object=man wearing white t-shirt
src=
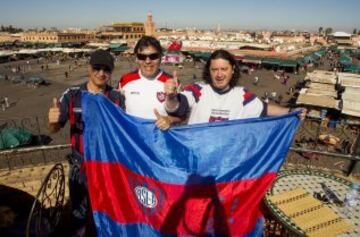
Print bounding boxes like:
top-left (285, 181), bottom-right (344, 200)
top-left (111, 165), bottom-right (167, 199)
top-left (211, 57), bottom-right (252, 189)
top-left (164, 50), bottom-right (306, 125)
top-left (118, 36), bottom-right (181, 129)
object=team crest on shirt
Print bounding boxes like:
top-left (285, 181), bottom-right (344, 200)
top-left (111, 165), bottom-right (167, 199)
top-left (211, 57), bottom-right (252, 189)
top-left (129, 176), bottom-right (165, 215)
top-left (157, 92), bottom-right (166, 102)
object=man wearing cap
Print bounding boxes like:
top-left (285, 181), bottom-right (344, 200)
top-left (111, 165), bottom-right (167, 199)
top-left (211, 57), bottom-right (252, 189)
top-left (48, 49), bottom-right (125, 235)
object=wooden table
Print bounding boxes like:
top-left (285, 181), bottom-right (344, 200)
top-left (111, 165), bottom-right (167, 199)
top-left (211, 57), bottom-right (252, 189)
top-left (264, 170), bottom-right (360, 237)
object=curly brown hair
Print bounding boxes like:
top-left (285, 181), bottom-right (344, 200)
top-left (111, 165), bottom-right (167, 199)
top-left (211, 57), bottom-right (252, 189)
top-left (202, 49), bottom-right (241, 88)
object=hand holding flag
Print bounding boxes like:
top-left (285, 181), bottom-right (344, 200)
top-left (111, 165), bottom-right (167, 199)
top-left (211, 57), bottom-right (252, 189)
top-left (154, 108), bottom-right (171, 131)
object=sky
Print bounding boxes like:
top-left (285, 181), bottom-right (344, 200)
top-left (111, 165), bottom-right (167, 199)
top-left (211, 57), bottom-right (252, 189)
top-left (0, 0), bottom-right (359, 32)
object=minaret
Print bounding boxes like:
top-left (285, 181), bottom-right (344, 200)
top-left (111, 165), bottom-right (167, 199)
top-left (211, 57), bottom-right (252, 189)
top-left (216, 23), bottom-right (221, 34)
top-left (145, 12), bottom-right (156, 37)
top-left (215, 23), bottom-right (222, 39)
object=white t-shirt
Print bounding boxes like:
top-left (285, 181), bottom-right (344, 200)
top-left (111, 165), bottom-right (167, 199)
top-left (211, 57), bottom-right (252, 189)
top-left (181, 83), bottom-right (265, 125)
top-left (118, 69), bottom-right (171, 119)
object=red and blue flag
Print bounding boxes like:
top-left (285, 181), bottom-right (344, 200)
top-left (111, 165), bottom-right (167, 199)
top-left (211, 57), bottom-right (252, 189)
top-left (82, 92), bottom-right (300, 237)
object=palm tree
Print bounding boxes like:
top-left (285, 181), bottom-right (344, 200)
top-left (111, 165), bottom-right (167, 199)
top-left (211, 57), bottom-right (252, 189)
top-left (325, 27), bottom-right (333, 36)
top-left (318, 27), bottom-right (323, 35)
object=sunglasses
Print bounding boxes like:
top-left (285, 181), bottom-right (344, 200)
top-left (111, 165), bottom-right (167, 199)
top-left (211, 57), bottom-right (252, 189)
top-left (313, 192), bottom-right (330, 204)
top-left (92, 65), bottom-right (112, 74)
top-left (313, 192), bottom-right (344, 206)
top-left (136, 53), bottom-right (160, 61)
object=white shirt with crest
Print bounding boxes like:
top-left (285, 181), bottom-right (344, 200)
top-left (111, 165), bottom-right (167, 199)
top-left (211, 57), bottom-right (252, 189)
top-left (119, 69), bottom-right (171, 119)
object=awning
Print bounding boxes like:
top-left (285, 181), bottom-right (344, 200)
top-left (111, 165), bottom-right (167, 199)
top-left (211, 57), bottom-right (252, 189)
top-left (241, 55), bottom-right (262, 64)
top-left (278, 59), bottom-right (298, 68)
top-left (234, 55), bottom-right (244, 61)
top-left (241, 59), bottom-right (262, 64)
top-left (296, 58), bottom-right (306, 66)
top-left (303, 55), bottom-right (314, 63)
top-left (314, 52), bottom-right (322, 57)
top-left (343, 65), bottom-right (360, 73)
top-left (262, 58), bottom-right (280, 65)
top-left (165, 50), bottom-right (181, 55)
top-left (0, 128), bottom-right (33, 150)
top-left (191, 52), bottom-right (211, 61)
top-left (108, 43), bottom-right (122, 49)
top-left (311, 53), bottom-right (321, 60)
top-left (296, 93), bottom-right (340, 109)
top-left (338, 55), bottom-right (352, 66)
top-left (112, 46), bottom-right (129, 52)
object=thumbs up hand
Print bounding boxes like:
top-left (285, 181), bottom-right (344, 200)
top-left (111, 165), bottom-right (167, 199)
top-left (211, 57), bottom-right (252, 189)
top-left (48, 97), bottom-right (61, 124)
top-left (51, 97), bottom-right (59, 108)
top-left (164, 71), bottom-right (181, 99)
top-left (154, 109), bottom-right (171, 131)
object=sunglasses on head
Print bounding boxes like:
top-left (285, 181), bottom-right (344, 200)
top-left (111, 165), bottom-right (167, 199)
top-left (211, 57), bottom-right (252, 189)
top-left (92, 65), bottom-right (112, 74)
top-left (136, 53), bottom-right (160, 61)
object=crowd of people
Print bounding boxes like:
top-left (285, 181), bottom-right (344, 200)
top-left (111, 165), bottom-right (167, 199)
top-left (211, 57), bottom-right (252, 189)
top-left (48, 36), bottom-right (306, 236)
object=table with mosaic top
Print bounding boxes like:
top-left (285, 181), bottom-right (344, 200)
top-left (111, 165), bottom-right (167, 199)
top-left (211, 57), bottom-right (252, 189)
top-left (264, 170), bottom-right (360, 237)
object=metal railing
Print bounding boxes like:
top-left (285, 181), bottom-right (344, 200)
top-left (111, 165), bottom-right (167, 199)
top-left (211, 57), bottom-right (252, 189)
top-left (1, 116), bottom-right (70, 170)
top-left (1, 116), bottom-right (359, 174)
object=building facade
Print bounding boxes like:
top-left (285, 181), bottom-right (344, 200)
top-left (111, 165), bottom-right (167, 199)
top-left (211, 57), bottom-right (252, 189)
top-left (329, 32), bottom-right (353, 46)
top-left (21, 31), bottom-right (95, 43)
top-left (0, 33), bottom-right (21, 43)
top-left (98, 22), bottom-right (145, 42)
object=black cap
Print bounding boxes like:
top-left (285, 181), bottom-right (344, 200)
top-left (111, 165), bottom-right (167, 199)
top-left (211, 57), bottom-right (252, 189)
top-left (90, 50), bottom-right (114, 72)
